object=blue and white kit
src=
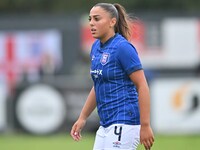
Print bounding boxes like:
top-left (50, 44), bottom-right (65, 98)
top-left (90, 33), bottom-right (143, 128)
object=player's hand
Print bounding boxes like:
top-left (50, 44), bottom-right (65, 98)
top-left (140, 124), bottom-right (154, 150)
top-left (70, 118), bottom-right (86, 141)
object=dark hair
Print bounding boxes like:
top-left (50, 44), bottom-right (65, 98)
top-left (94, 3), bottom-right (132, 41)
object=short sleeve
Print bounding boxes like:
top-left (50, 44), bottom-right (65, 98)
top-left (116, 42), bottom-right (142, 75)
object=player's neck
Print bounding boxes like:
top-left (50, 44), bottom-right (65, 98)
top-left (100, 32), bottom-right (116, 44)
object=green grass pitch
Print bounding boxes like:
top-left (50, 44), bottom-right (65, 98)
top-left (0, 133), bottom-right (200, 150)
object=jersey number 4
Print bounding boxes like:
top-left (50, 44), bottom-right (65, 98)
top-left (114, 126), bottom-right (122, 141)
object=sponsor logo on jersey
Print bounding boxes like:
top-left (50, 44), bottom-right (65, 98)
top-left (100, 53), bottom-right (110, 65)
top-left (90, 69), bottom-right (103, 78)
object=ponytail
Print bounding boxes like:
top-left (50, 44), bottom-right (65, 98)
top-left (113, 3), bottom-right (132, 41)
top-left (94, 3), bottom-right (133, 41)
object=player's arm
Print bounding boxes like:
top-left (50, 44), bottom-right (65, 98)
top-left (129, 70), bottom-right (154, 150)
top-left (77, 86), bottom-right (96, 121)
top-left (70, 86), bottom-right (96, 141)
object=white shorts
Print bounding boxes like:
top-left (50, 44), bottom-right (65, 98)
top-left (93, 124), bottom-right (140, 150)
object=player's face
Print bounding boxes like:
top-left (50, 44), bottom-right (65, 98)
top-left (89, 6), bottom-right (116, 43)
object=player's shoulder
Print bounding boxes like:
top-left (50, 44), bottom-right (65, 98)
top-left (90, 39), bottom-right (100, 55)
top-left (117, 40), bottom-right (136, 53)
top-left (114, 36), bottom-right (138, 58)
top-left (114, 34), bottom-right (135, 49)
top-left (91, 39), bottom-right (100, 49)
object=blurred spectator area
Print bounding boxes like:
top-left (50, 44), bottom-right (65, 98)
top-left (0, 11), bottom-right (200, 134)
top-left (0, 12), bottom-right (199, 88)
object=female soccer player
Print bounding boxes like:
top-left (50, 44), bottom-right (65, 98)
top-left (71, 3), bottom-right (154, 150)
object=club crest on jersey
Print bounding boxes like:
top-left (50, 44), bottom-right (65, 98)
top-left (100, 53), bottom-right (110, 65)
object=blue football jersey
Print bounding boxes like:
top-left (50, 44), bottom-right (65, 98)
top-left (90, 33), bottom-right (142, 127)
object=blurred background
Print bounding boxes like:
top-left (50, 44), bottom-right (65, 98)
top-left (0, 0), bottom-right (200, 150)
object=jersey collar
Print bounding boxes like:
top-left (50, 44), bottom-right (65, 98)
top-left (100, 33), bottom-right (118, 49)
